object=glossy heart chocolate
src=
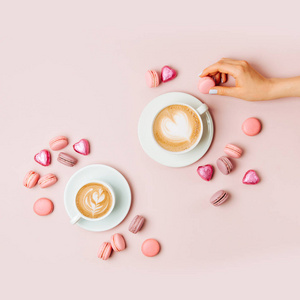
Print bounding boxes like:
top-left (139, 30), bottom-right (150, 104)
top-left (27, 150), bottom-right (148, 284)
top-left (161, 66), bottom-right (177, 82)
top-left (34, 149), bottom-right (51, 166)
top-left (242, 170), bottom-right (260, 184)
top-left (197, 164), bottom-right (213, 181)
top-left (73, 139), bottom-right (90, 155)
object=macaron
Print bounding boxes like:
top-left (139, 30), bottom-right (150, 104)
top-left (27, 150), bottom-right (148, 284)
top-left (97, 242), bottom-right (112, 260)
top-left (33, 198), bottom-right (54, 216)
top-left (210, 190), bottom-right (229, 206)
top-left (128, 215), bottom-right (145, 234)
top-left (141, 239), bottom-right (160, 257)
top-left (49, 136), bottom-right (68, 151)
top-left (57, 152), bottom-right (77, 167)
top-left (198, 76), bottom-right (215, 94)
top-left (38, 173), bottom-right (58, 188)
top-left (224, 144), bottom-right (243, 158)
top-left (111, 233), bottom-right (126, 252)
top-left (242, 117), bottom-right (262, 136)
top-left (23, 171), bottom-right (40, 189)
top-left (145, 70), bottom-right (160, 88)
top-left (217, 156), bottom-right (233, 175)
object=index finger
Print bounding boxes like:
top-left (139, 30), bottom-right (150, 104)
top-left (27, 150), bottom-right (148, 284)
top-left (200, 61), bottom-right (239, 79)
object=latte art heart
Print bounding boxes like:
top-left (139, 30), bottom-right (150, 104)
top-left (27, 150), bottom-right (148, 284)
top-left (153, 104), bottom-right (201, 152)
top-left (161, 111), bottom-right (192, 142)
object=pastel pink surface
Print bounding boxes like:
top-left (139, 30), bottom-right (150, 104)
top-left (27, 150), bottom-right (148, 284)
top-left (161, 66), bottom-right (177, 82)
top-left (216, 156), bottom-right (233, 175)
top-left (128, 215), bottom-right (145, 233)
top-left (198, 77), bottom-right (215, 94)
top-left (224, 144), bottom-right (243, 158)
top-left (97, 242), bottom-right (112, 260)
top-left (145, 70), bottom-right (159, 88)
top-left (49, 136), bottom-right (68, 151)
top-left (197, 164), bottom-right (214, 181)
top-left (111, 233), bottom-right (126, 252)
top-left (73, 139), bottom-right (90, 155)
top-left (2, 5), bottom-right (300, 299)
top-left (141, 239), bottom-right (160, 257)
top-left (33, 198), bottom-right (54, 216)
top-left (242, 117), bottom-right (262, 136)
top-left (38, 173), bottom-right (58, 188)
top-left (243, 170), bottom-right (260, 184)
top-left (23, 171), bottom-right (40, 188)
top-left (34, 149), bottom-right (51, 166)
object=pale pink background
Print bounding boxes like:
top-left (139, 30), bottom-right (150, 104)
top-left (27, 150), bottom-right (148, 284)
top-left (1, 1), bottom-right (300, 299)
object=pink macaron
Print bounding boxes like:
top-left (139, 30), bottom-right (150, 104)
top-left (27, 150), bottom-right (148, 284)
top-left (38, 173), bottom-right (58, 188)
top-left (23, 171), bottom-right (40, 189)
top-left (217, 156), bottom-right (233, 175)
top-left (198, 76), bottom-right (215, 94)
top-left (145, 70), bottom-right (160, 88)
top-left (97, 242), bottom-right (113, 260)
top-left (111, 233), bottom-right (126, 252)
top-left (49, 136), bottom-right (68, 151)
top-left (128, 215), bottom-right (145, 234)
top-left (57, 152), bottom-right (77, 167)
top-left (141, 239), bottom-right (160, 257)
top-left (33, 198), bottom-right (54, 216)
top-left (224, 144), bottom-right (243, 158)
top-left (242, 117), bottom-right (262, 136)
top-left (210, 190), bottom-right (229, 206)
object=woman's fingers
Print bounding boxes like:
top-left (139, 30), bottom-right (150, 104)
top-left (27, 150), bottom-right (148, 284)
top-left (221, 73), bottom-right (227, 83)
top-left (200, 60), bottom-right (241, 79)
top-left (214, 72), bottom-right (221, 85)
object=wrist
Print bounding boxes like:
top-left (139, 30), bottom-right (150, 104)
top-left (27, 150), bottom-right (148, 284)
top-left (268, 77), bottom-right (300, 99)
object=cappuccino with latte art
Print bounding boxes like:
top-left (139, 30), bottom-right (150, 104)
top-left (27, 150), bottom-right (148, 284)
top-left (153, 104), bottom-right (202, 152)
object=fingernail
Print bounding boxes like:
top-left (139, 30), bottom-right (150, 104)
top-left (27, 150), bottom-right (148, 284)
top-left (220, 78), bottom-right (223, 83)
top-left (209, 89), bottom-right (218, 95)
top-left (198, 71), bottom-right (202, 77)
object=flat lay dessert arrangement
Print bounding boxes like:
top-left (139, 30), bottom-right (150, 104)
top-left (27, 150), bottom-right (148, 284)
top-left (23, 65), bottom-right (262, 261)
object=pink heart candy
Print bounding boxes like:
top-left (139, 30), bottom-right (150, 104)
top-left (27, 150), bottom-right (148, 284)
top-left (161, 66), bottom-right (177, 82)
top-left (242, 170), bottom-right (260, 185)
top-left (197, 164), bottom-right (214, 181)
top-left (34, 149), bottom-right (51, 166)
top-left (73, 139), bottom-right (90, 155)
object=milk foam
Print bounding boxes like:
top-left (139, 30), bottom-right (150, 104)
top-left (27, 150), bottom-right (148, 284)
top-left (160, 111), bottom-right (192, 142)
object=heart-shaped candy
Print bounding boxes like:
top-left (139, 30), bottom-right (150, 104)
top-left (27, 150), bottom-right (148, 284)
top-left (34, 149), bottom-right (51, 166)
top-left (242, 170), bottom-right (260, 185)
top-left (161, 66), bottom-right (177, 82)
top-left (73, 139), bottom-right (90, 155)
top-left (197, 164), bottom-right (213, 181)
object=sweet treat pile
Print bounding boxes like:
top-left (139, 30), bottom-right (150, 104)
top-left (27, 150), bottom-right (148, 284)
top-left (145, 65), bottom-right (177, 88)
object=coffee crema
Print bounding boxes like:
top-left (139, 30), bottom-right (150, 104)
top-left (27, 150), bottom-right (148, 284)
top-left (153, 104), bottom-right (201, 152)
top-left (76, 182), bottom-right (113, 219)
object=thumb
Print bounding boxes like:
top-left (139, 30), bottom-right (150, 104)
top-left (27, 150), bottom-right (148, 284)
top-left (209, 86), bottom-right (241, 98)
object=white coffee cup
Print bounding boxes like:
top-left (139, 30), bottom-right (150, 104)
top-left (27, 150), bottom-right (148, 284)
top-left (152, 102), bottom-right (208, 154)
top-left (70, 180), bottom-right (115, 224)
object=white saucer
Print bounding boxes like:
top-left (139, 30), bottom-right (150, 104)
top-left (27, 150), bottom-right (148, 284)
top-left (64, 164), bottom-right (131, 232)
top-left (138, 92), bottom-right (214, 167)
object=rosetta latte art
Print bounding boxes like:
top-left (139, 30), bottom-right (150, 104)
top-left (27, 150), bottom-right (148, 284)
top-left (153, 104), bottom-right (201, 152)
top-left (76, 183), bottom-right (113, 218)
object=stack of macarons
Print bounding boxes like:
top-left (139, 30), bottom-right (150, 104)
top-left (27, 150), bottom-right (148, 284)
top-left (197, 117), bottom-right (262, 206)
top-left (98, 215), bottom-right (161, 260)
top-left (23, 135), bottom-right (90, 216)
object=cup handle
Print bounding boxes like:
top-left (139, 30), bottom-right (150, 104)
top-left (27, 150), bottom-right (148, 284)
top-left (70, 214), bottom-right (81, 225)
top-left (196, 103), bottom-right (208, 115)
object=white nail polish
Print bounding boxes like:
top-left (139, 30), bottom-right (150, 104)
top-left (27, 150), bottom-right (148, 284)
top-left (198, 71), bottom-right (202, 77)
top-left (209, 89), bottom-right (218, 95)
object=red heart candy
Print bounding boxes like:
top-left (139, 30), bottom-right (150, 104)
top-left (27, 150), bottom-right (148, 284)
top-left (242, 170), bottom-right (260, 185)
top-left (197, 164), bottom-right (213, 181)
top-left (161, 66), bottom-right (177, 82)
top-left (73, 139), bottom-right (90, 155)
top-left (34, 149), bottom-right (51, 166)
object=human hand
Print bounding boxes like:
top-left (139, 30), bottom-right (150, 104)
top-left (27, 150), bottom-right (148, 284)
top-left (200, 58), bottom-right (273, 101)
